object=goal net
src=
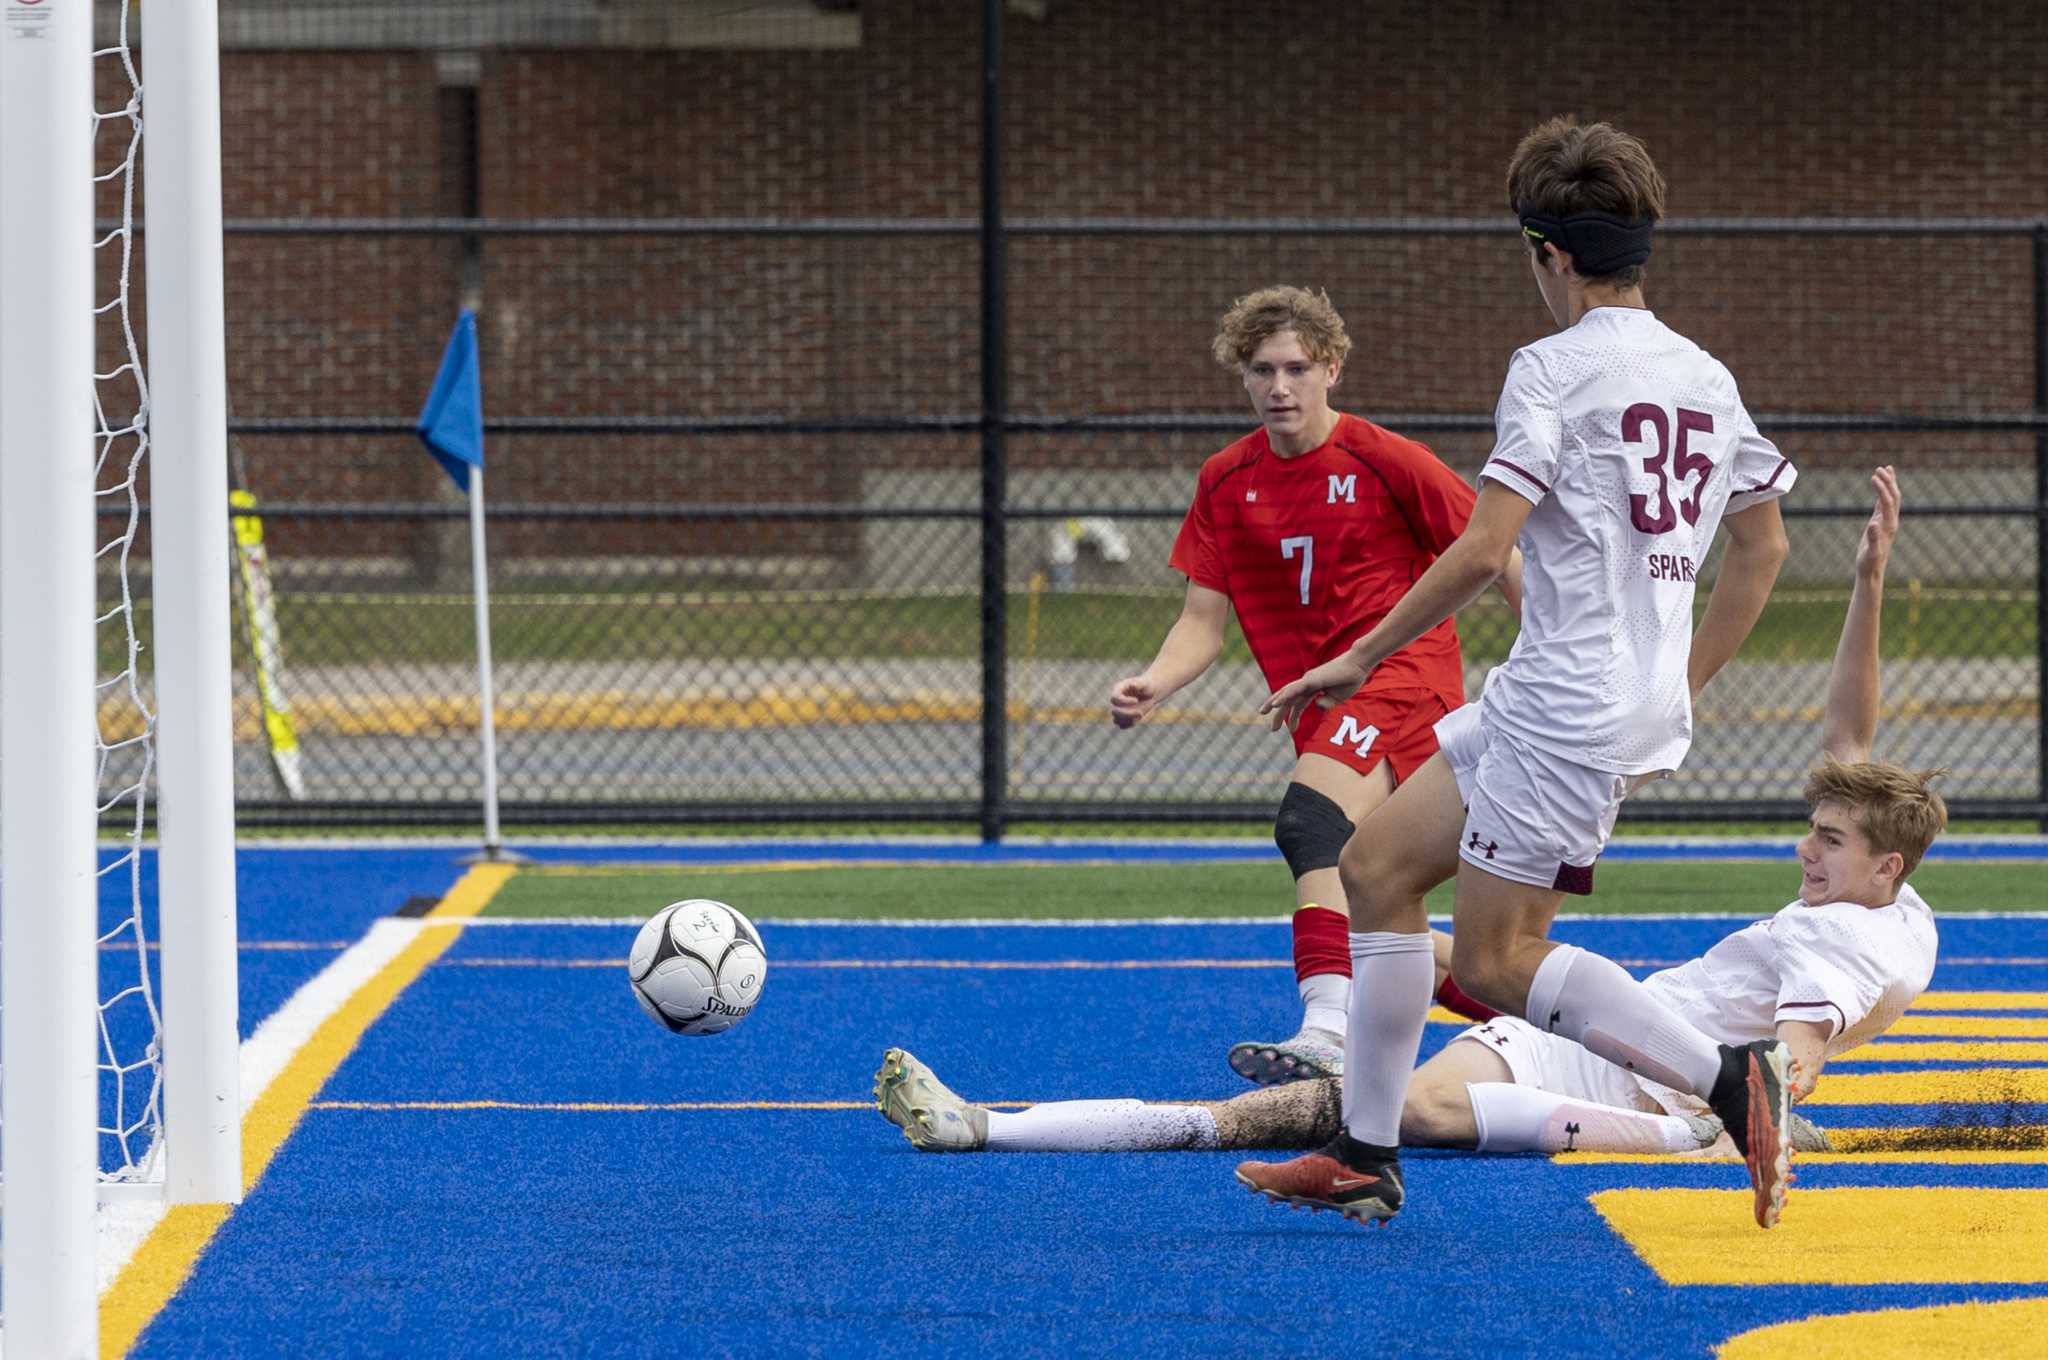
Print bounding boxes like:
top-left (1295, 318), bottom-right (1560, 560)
top-left (94, 0), bottom-right (164, 1194)
top-left (2, 4), bottom-right (241, 1354)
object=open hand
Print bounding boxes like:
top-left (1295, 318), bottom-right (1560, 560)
top-left (1258, 653), bottom-right (1372, 733)
top-left (1856, 465), bottom-right (1900, 578)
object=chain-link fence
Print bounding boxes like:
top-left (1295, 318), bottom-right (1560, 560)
top-left (95, 0), bottom-right (2048, 829)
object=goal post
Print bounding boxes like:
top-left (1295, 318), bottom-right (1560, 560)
top-left (3, 0), bottom-right (240, 1350)
top-left (143, 0), bottom-right (243, 1209)
top-left (2, 3), bottom-right (104, 1356)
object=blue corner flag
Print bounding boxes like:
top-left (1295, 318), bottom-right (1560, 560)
top-left (417, 309), bottom-right (484, 493)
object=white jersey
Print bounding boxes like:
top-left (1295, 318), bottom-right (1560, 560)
top-left (1479, 307), bottom-right (1795, 773)
top-left (1644, 883), bottom-right (1938, 1055)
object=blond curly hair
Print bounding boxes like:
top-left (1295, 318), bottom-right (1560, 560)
top-left (1211, 286), bottom-right (1351, 370)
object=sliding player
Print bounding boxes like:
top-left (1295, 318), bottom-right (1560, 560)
top-left (1241, 119), bottom-right (1806, 1227)
top-left (1112, 285), bottom-right (1520, 1085)
top-left (879, 471), bottom-right (1940, 1170)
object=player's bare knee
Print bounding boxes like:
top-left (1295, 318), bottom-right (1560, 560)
top-left (1451, 953), bottom-right (1524, 1017)
top-left (1400, 1075), bottom-right (1477, 1149)
top-left (1339, 835), bottom-right (1414, 927)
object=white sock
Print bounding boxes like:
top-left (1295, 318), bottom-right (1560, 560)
top-left (1465, 1082), bottom-right (1704, 1154)
top-left (1341, 931), bottom-right (1435, 1147)
top-left (1299, 972), bottom-right (1349, 1036)
top-left (983, 1101), bottom-right (1219, 1152)
top-left (1524, 944), bottom-right (1724, 1096)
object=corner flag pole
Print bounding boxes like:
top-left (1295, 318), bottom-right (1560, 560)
top-left (468, 459), bottom-right (504, 854)
top-left (417, 310), bottom-right (504, 856)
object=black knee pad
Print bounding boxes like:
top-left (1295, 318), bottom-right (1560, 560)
top-left (1273, 782), bottom-right (1354, 880)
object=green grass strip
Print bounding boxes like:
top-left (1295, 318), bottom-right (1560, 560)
top-left (484, 858), bottom-right (2046, 921)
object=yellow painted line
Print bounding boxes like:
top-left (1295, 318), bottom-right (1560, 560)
top-left (1828, 1123), bottom-right (2048, 1152)
top-left (1805, 1068), bottom-right (2048, 1104)
top-left (1557, 1124), bottom-right (2048, 1164)
top-left (309, 1099), bottom-right (1034, 1112)
top-left (98, 862), bottom-right (519, 1360)
top-left (1914, 992), bottom-right (2048, 1011)
top-left (1718, 1295), bottom-right (2048, 1359)
top-left (1560, 1150), bottom-right (2048, 1166)
top-left (1594, 1187), bottom-right (2048, 1284)
top-left (97, 682), bottom-right (2038, 743)
top-left (99, 689), bottom-right (1242, 742)
top-left (1889, 1015), bottom-right (2048, 1038)
top-left (1832, 1041), bottom-right (2048, 1062)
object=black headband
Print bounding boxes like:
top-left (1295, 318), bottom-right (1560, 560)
top-left (1516, 206), bottom-right (1655, 275)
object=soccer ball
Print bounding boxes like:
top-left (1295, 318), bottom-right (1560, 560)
top-left (627, 899), bottom-right (768, 1035)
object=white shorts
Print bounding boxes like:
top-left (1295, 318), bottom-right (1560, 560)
top-left (1449, 1016), bottom-right (1671, 1115)
top-left (1432, 702), bottom-right (1629, 894)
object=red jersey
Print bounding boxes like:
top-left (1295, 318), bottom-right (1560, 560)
top-left (1169, 413), bottom-right (1474, 710)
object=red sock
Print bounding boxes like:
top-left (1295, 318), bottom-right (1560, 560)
top-left (1435, 973), bottom-right (1502, 1023)
top-left (1291, 906), bottom-right (1351, 983)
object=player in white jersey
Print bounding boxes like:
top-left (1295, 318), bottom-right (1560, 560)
top-left (877, 470), bottom-right (1945, 1174)
top-left (1238, 118), bottom-right (1808, 1228)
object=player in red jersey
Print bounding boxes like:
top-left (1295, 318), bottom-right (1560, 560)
top-left (1111, 286), bottom-right (1521, 1085)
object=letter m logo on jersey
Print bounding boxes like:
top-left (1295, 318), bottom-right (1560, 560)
top-left (1329, 717), bottom-right (1379, 756)
top-left (1327, 473), bottom-right (1357, 504)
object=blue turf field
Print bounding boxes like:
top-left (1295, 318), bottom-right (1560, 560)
top-left (110, 847), bottom-right (2048, 1357)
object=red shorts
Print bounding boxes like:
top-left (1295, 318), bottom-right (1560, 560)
top-left (1292, 686), bottom-right (1453, 785)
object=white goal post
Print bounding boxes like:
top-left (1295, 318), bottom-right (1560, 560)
top-left (1, 2), bottom-right (240, 1354)
top-left (143, 0), bottom-right (243, 1211)
top-left (2, 5), bottom-right (102, 1356)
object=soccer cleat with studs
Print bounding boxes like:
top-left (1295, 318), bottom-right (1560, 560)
top-left (1234, 1134), bottom-right (1403, 1226)
top-left (1705, 1039), bottom-right (1795, 1228)
top-left (1787, 1110), bottom-right (1832, 1154)
top-left (1677, 1110), bottom-right (1725, 1151)
top-left (873, 1047), bottom-right (989, 1152)
top-left (1227, 1026), bottom-right (1344, 1086)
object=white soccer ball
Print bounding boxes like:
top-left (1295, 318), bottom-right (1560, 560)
top-left (627, 898), bottom-right (768, 1035)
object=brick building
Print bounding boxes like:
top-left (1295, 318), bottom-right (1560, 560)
top-left (111, 0), bottom-right (2048, 571)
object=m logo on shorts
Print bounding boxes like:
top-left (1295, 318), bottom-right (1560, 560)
top-left (1329, 717), bottom-right (1379, 756)
top-left (1327, 473), bottom-right (1356, 504)
top-left (1467, 831), bottom-right (1498, 860)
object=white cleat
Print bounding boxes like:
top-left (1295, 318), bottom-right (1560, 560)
top-left (1678, 1111), bottom-right (1727, 1152)
top-left (1788, 1111), bottom-right (1833, 1153)
top-left (873, 1047), bottom-right (989, 1152)
top-left (1228, 1027), bottom-right (1344, 1086)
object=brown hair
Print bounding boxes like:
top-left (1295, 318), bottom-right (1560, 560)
top-left (1211, 286), bottom-right (1351, 370)
top-left (1505, 117), bottom-right (1667, 287)
top-left (1803, 758), bottom-right (1949, 881)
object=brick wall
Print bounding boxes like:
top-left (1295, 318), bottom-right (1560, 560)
top-left (171, 0), bottom-right (2046, 564)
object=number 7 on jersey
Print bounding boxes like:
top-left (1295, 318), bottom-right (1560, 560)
top-left (1280, 535), bottom-right (1313, 605)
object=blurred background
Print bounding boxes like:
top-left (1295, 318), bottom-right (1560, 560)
top-left (90, 0), bottom-right (2048, 829)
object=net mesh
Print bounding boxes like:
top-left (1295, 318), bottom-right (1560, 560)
top-left (90, 2), bottom-right (163, 1185)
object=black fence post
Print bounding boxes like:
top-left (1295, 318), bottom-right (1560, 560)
top-left (2035, 223), bottom-right (2047, 830)
top-left (978, 0), bottom-right (1008, 843)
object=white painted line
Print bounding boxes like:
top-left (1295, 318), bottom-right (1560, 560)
top-left (452, 909), bottom-right (2048, 928)
top-left (96, 918), bottom-right (428, 1294)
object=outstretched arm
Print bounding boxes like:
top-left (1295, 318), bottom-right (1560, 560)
top-left (1689, 497), bottom-right (1790, 701)
top-left (1820, 466), bottom-right (1901, 765)
top-left (1110, 581), bottom-right (1230, 728)
top-left (1262, 483), bottom-right (1529, 732)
